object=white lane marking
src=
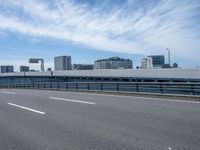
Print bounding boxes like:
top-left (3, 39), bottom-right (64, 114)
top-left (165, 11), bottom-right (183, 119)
top-left (1, 91), bottom-right (16, 95)
top-left (8, 103), bottom-right (46, 115)
top-left (93, 93), bottom-right (200, 104)
top-left (168, 147), bottom-right (172, 150)
top-left (66, 92), bottom-right (200, 104)
top-left (49, 97), bottom-right (95, 105)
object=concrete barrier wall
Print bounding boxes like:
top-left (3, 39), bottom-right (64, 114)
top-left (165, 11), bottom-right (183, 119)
top-left (53, 69), bottom-right (200, 79)
top-left (0, 69), bottom-right (200, 79)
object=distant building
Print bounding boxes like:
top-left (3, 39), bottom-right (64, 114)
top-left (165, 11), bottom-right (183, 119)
top-left (147, 55), bottom-right (165, 69)
top-left (141, 58), bottom-right (148, 69)
top-left (173, 63), bottom-right (178, 68)
top-left (164, 64), bottom-right (172, 68)
top-left (73, 64), bottom-right (94, 70)
top-left (30, 69), bottom-right (37, 72)
top-left (20, 66), bottom-right (29, 72)
top-left (54, 56), bottom-right (72, 71)
top-left (0, 65), bottom-right (14, 73)
top-left (94, 57), bottom-right (133, 69)
top-left (47, 68), bottom-right (52, 71)
top-left (136, 66), bottom-right (140, 69)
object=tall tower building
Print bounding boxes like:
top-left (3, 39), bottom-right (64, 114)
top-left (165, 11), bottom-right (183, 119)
top-left (54, 56), bottom-right (72, 71)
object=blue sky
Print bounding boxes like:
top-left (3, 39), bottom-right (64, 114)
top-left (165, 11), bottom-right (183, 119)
top-left (0, 0), bottom-right (200, 71)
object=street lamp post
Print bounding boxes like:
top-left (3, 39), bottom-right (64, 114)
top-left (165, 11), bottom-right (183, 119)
top-left (166, 48), bottom-right (171, 67)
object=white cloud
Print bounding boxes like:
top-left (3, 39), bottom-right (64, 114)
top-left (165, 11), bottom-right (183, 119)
top-left (0, 0), bottom-right (199, 65)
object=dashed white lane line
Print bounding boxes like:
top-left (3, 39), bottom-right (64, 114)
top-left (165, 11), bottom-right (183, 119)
top-left (49, 97), bottom-right (95, 105)
top-left (1, 91), bottom-right (16, 95)
top-left (8, 103), bottom-right (46, 115)
top-left (168, 147), bottom-right (172, 150)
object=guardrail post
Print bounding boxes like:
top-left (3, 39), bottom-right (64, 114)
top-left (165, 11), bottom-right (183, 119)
top-left (160, 84), bottom-right (163, 94)
top-left (191, 84), bottom-right (195, 95)
top-left (66, 83), bottom-right (68, 90)
top-left (58, 83), bottom-right (60, 89)
top-left (76, 83), bottom-right (78, 90)
top-left (136, 83), bottom-right (139, 92)
top-left (116, 83), bottom-right (119, 92)
top-left (100, 83), bottom-right (103, 91)
top-left (44, 83), bottom-right (46, 89)
top-left (87, 83), bottom-right (90, 91)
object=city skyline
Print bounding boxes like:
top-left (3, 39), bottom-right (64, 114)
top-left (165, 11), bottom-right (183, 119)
top-left (0, 54), bottom-right (178, 73)
top-left (0, 0), bottom-right (200, 70)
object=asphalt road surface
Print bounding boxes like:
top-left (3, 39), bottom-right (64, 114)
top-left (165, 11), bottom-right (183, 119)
top-left (0, 89), bottom-right (200, 150)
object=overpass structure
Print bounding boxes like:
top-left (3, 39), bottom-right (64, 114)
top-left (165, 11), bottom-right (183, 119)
top-left (0, 69), bottom-right (200, 96)
top-left (0, 70), bottom-right (200, 150)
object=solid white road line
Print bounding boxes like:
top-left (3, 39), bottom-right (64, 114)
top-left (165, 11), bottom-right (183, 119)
top-left (66, 92), bottom-right (200, 104)
top-left (49, 97), bottom-right (95, 105)
top-left (1, 91), bottom-right (16, 95)
top-left (8, 103), bottom-right (46, 115)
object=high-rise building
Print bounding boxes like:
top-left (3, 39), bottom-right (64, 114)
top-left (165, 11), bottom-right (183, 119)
top-left (73, 64), bottom-right (94, 70)
top-left (54, 55), bottom-right (72, 71)
top-left (20, 66), bottom-right (29, 72)
top-left (147, 55), bottom-right (165, 69)
top-left (141, 58), bottom-right (148, 69)
top-left (0, 65), bottom-right (14, 73)
top-left (94, 57), bottom-right (133, 69)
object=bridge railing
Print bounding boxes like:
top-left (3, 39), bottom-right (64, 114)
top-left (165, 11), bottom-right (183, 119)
top-left (0, 82), bottom-right (200, 96)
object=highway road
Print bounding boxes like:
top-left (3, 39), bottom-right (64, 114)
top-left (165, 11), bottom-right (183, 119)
top-left (0, 89), bottom-right (200, 150)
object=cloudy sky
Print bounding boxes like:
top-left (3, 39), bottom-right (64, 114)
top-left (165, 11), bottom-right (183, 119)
top-left (0, 0), bottom-right (200, 70)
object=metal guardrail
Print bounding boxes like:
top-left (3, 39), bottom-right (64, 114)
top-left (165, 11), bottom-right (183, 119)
top-left (0, 82), bottom-right (200, 96)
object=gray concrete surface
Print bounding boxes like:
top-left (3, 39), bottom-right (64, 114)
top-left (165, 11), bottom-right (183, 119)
top-left (1, 69), bottom-right (200, 79)
top-left (0, 89), bottom-right (200, 150)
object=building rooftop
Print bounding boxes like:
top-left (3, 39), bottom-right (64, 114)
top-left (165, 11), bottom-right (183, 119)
top-left (147, 55), bottom-right (164, 58)
top-left (95, 57), bottom-right (131, 62)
